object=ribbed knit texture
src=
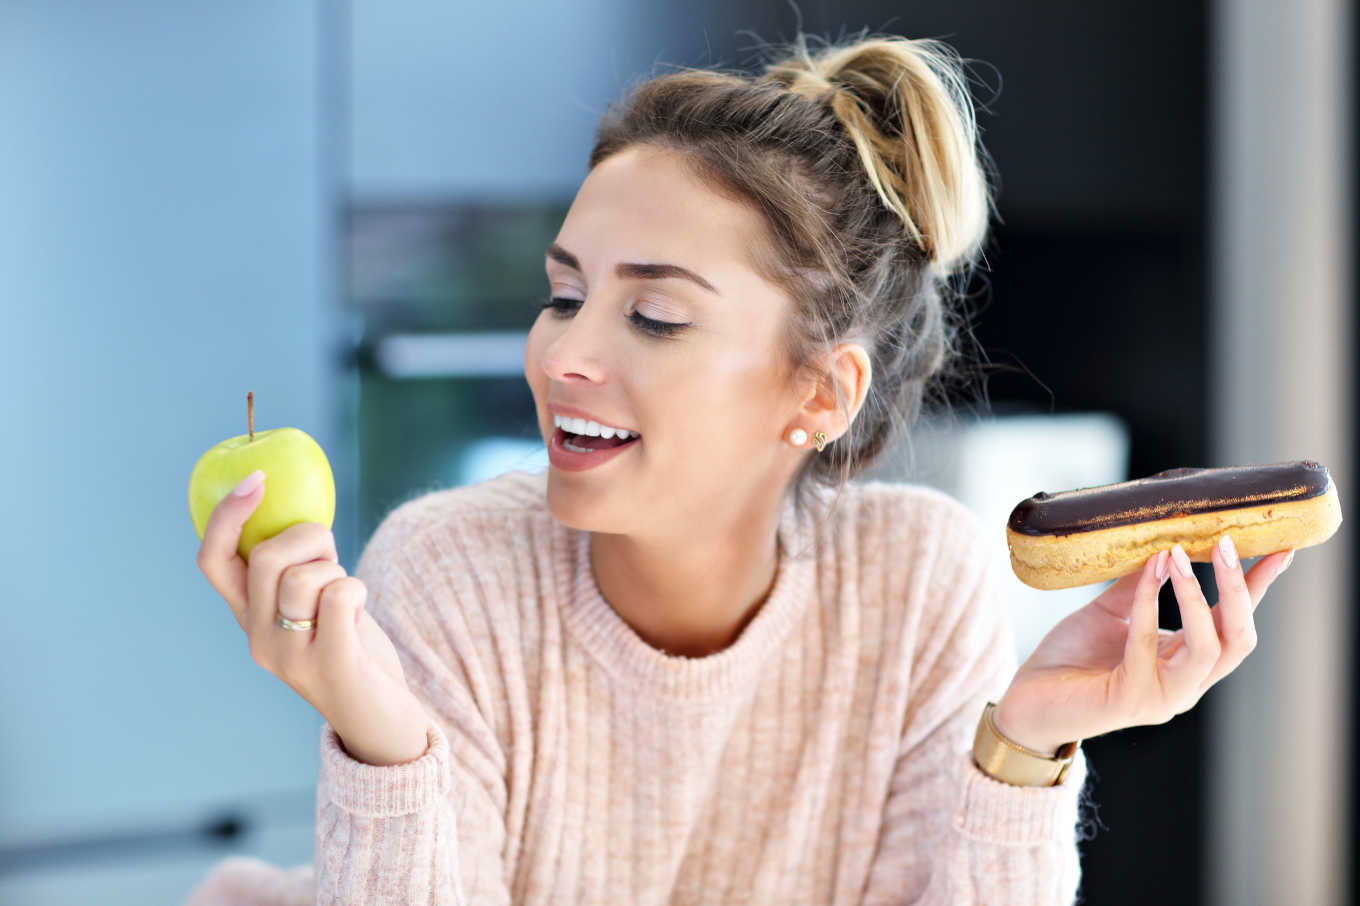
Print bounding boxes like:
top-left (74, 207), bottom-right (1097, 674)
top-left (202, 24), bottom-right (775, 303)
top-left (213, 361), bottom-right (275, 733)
top-left (183, 467), bottom-right (1092, 906)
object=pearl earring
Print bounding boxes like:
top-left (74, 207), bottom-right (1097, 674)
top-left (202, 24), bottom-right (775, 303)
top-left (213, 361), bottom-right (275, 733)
top-left (789, 428), bottom-right (808, 447)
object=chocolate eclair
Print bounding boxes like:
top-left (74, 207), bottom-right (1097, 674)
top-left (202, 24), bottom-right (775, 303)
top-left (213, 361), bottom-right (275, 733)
top-left (1005, 460), bottom-right (1342, 590)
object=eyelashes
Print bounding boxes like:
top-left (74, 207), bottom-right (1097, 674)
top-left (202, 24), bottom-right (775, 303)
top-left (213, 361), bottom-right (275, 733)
top-left (535, 296), bottom-right (688, 339)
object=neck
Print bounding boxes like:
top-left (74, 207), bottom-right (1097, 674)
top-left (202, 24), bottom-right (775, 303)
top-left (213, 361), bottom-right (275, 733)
top-left (588, 501), bottom-right (783, 658)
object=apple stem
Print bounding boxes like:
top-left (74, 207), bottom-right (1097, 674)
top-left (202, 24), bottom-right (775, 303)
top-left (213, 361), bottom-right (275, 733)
top-left (247, 391), bottom-right (254, 442)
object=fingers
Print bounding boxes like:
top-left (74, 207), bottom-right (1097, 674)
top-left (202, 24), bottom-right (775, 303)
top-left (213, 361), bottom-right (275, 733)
top-left (253, 559), bottom-right (346, 671)
top-left (1163, 544), bottom-right (1221, 701)
top-left (313, 577), bottom-right (367, 676)
top-left (245, 522), bottom-right (340, 642)
top-left (1203, 535), bottom-right (1256, 684)
top-left (275, 575), bottom-right (366, 712)
top-left (195, 471), bottom-right (267, 624)
top-left (1116, 539), bottom-right (1293, 727)
top-left (278, 561), bottom-right (349, 623)
top-left (1122, 549), bottom-right (1170, 691)
top-left (1197, 540), bottom-right (1292, 692)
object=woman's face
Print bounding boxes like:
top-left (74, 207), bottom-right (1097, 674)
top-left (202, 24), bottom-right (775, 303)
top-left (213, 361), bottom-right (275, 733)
top-left (524, 143), bottom-right (813, 534)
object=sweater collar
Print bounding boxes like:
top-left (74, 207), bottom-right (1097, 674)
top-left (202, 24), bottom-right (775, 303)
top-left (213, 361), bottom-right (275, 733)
top-left (561, 487), bottom-right (821, 704)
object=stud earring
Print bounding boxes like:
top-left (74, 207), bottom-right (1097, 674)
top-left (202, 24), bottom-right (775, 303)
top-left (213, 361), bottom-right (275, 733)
top-left (789, 428), bottom-right (808, 447)
top-left (813, 431), bottom-right (827, 452)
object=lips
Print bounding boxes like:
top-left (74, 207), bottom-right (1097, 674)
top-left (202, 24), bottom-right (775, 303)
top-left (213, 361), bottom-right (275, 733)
top-left (548, 426), bottom-right (640, 472)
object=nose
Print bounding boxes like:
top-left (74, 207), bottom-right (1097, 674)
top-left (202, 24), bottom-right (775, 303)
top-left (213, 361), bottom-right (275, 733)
top-left (537, 297), bottom-right (611, 384)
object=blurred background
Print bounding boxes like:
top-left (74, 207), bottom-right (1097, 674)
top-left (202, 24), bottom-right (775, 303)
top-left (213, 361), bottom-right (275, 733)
top-left (0, 1), bottom-right (1353, 903)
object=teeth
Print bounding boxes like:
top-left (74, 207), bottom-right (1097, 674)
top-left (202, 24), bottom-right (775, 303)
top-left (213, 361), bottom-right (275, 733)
top-left (554, 414), bottom-right (637, 439)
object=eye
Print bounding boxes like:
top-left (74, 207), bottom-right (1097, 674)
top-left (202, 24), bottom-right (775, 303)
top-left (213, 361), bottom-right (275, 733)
top-left (535, 296), bottom-right (688, 338)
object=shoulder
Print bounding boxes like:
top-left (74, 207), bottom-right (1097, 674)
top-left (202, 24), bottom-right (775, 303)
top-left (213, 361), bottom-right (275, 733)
top-left (837, 478), bottom-right (990, 565)
top-left (834, 479), bottom-right (1002, 643)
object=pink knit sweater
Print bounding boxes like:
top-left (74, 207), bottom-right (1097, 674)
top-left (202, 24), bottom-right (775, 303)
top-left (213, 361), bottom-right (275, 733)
top-left (184, 468), bottom-right (1092, 905)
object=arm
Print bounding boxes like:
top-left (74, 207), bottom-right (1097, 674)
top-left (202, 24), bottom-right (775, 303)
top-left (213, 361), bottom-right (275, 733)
top-left (861, 523), bottom-right (1093, 906)
top-left (314, 512), bottom-right (513, 906)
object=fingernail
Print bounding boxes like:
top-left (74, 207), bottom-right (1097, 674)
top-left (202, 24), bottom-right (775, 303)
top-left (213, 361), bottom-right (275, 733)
top-left (1170, 544), bottom-right (1194, 579)
top-left (232, 469), bottom-right (265, 497)
top-left (1281, 549), bottom-right (1295, 573)
top-left (1218, 534), bottom-right (1238, 568)
top-left (1156, 549), bottom-right (1171, 582)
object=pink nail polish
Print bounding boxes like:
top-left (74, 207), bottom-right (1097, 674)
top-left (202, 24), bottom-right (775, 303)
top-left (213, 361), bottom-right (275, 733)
top-left (1170, 544), bottom-right (1194, 579)
top-left (1155, 549), bottom-right (1171, 582)
top-left (232, 469), bottom-right (265, 497)
top-left (1281, 550), bottom-right (1295, 572)
top-left (1218, 534), bottom-right (1238, 568)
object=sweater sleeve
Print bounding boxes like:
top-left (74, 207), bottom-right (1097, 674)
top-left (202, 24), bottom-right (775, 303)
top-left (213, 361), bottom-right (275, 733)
top-left (313, 504), bottom-right (513, 905)
top-left (861, 501), bottom-right (1091, 906)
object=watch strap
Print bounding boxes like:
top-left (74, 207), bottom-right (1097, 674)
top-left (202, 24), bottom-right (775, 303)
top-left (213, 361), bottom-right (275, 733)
top-left (972, 700), bottom-right (1080, 787)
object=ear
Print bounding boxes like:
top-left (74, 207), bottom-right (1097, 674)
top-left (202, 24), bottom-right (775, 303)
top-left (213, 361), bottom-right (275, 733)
top-left (798, 342), bottom-right (872, 438)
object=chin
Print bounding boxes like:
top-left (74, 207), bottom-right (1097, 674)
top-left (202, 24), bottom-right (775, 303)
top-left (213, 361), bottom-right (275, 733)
top-left (544, 472), bottom-right (611, 532)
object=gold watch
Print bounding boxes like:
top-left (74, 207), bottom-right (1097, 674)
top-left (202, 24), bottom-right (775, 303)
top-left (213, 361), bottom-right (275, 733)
top-left (972, 701), bottom-right (1080, 787)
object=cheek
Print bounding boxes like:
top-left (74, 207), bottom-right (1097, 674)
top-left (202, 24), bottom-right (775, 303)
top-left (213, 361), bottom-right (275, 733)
top-left (700, 344), bottom-right (784, 405)
top-left (665, 364), bottom-right (773, 442)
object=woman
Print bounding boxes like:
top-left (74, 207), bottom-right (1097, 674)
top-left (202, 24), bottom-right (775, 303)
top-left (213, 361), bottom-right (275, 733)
top-left (187, 31), bottom-right (1292, 906)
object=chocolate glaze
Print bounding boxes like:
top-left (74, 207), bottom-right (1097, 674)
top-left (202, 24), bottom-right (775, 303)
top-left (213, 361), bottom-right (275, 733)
top-left (1008, 460), bottom-right (1331, 536)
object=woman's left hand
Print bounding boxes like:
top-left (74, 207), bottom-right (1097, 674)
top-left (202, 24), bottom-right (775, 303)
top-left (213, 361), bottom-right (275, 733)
top-left (992, 536), bottom-right (1296, 755)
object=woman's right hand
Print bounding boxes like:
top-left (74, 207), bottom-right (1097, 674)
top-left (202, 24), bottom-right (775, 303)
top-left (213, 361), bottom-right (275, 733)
top-left (195, 470), bottom-right (432, 766)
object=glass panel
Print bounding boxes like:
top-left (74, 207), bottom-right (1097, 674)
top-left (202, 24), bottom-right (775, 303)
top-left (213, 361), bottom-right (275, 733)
top-left (347, 202), bottom-right (569, 542)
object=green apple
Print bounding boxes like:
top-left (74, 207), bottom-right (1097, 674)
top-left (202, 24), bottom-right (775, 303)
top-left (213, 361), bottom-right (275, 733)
top-left (188, 394), bottom-right (335, 561)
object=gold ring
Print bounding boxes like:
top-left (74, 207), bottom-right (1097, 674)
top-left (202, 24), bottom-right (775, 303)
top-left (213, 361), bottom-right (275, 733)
top-left (276, 612), bottom-right (317, 631)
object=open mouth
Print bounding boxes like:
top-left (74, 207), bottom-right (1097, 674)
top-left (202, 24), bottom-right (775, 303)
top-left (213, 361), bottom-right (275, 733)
top-left (560, 429), bottom-right (640, 453)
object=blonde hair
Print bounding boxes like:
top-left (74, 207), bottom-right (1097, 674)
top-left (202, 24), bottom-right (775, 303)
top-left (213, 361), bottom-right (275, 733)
top-left (588, 30), bottom-right (996, 507)
top-left (764, 35), bottom-right (992, 275)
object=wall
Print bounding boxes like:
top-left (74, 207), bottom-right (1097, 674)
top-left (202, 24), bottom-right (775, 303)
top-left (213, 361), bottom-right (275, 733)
top-left (0, 1), bottom-right (334, 900)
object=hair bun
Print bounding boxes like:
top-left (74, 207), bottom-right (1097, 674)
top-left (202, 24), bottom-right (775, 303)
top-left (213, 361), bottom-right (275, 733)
top-left (764, 35), bottom-right (992, 275)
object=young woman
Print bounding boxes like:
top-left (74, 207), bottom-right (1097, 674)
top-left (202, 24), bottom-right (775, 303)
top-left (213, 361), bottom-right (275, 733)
top-left (189, 31), bottom-right (1292, 906)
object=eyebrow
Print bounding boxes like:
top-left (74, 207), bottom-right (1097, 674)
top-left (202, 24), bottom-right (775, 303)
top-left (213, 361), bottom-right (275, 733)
top-left (546, 242), bottom-right (721, 297)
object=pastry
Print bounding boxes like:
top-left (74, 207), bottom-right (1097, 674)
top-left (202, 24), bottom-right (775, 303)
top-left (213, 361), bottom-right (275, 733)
top-left (1006, 460), bottom-right (1342, 589)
